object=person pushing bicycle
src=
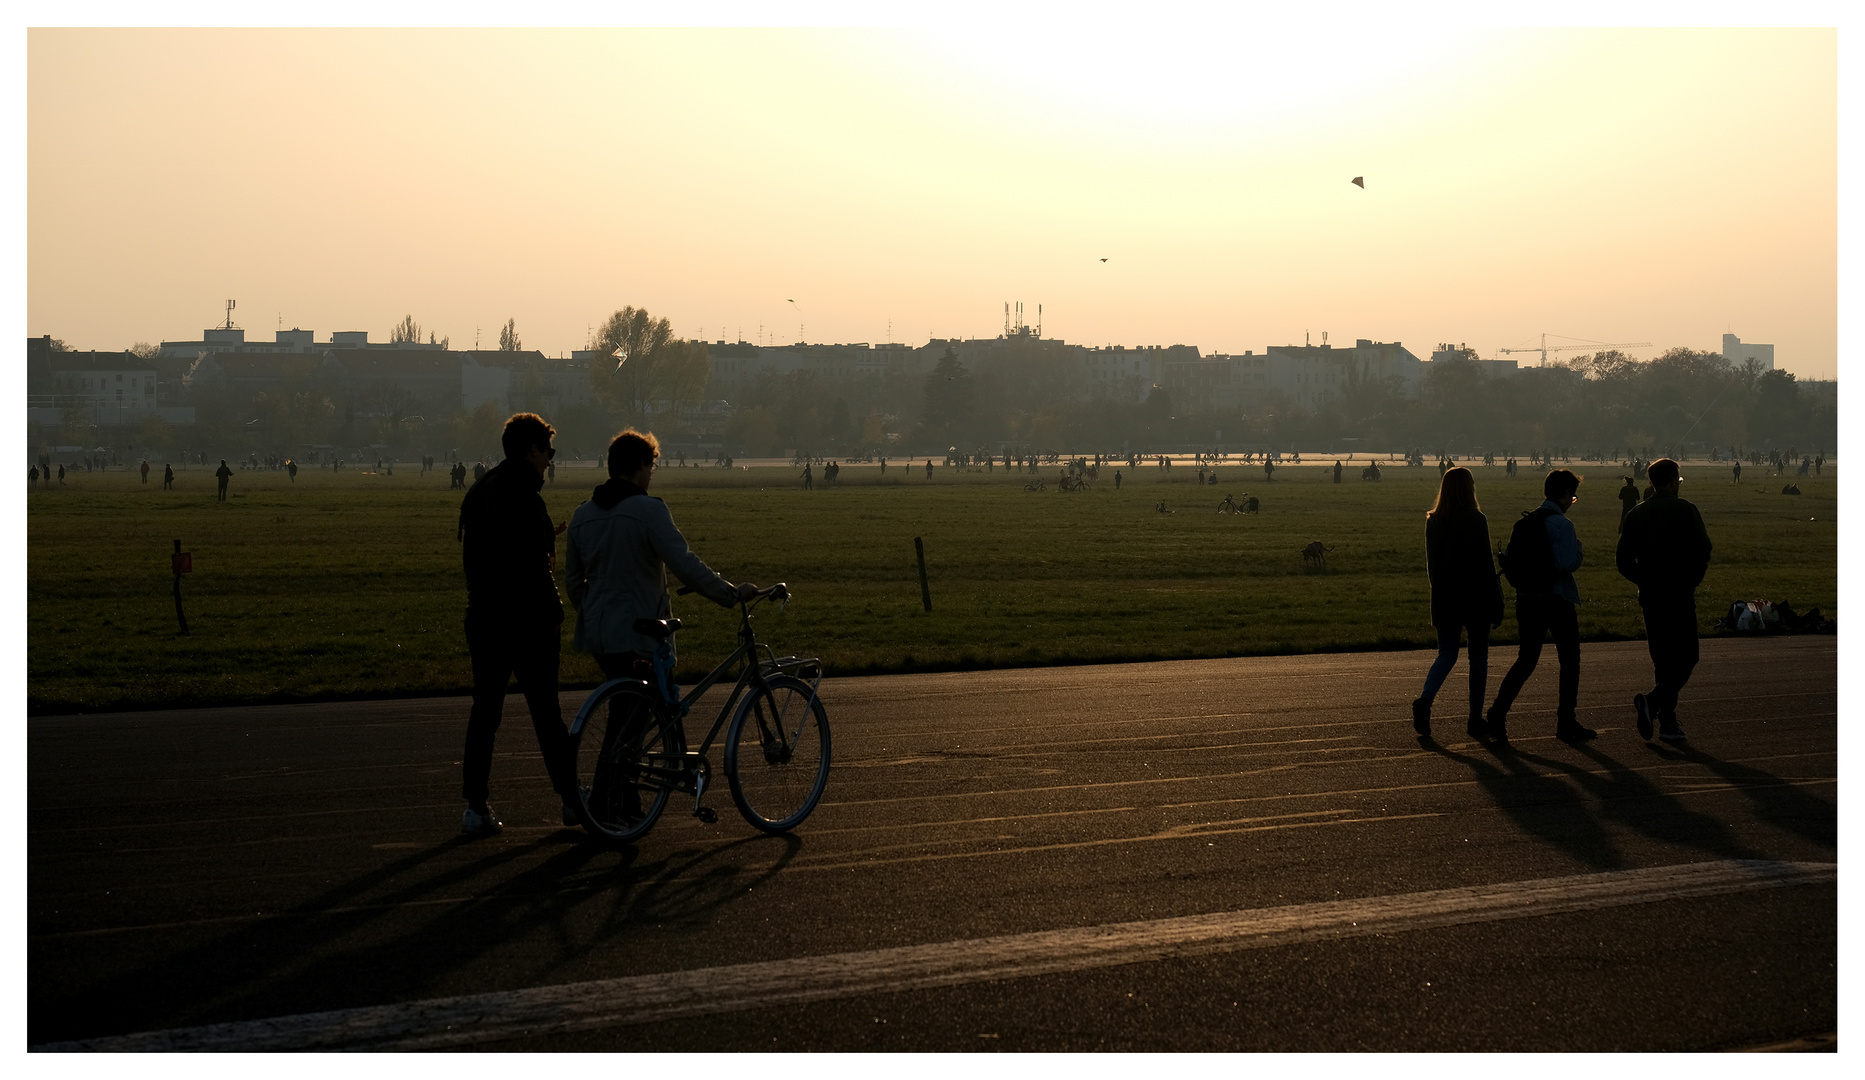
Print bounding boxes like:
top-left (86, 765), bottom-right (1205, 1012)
top-left (564, 429), bottom-right (759, 692)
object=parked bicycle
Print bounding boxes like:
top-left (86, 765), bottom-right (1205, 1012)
top-left (566, 583), bottom-right (830, 844)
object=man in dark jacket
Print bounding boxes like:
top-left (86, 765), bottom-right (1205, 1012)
top-left (456, 412), bottom-right (578, 836)
top-left (1617, 458), bottom-right (1712, 742)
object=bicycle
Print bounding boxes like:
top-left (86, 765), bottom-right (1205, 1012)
top-left (566, 583), bottom-right (831, 844)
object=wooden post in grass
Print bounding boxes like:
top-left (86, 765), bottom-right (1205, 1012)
top-left (914, 536), bottom-right (932, 612)
top-left (171, 539), bottom-right (191, 634)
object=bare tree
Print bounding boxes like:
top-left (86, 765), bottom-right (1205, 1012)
top-left (498, 318), bottom-right (522, 352)
top-left (391, 315), bottom-right (422, 343)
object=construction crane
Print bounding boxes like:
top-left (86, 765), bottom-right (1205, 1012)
top-left (1499, 333), bottom-right (1650, 366)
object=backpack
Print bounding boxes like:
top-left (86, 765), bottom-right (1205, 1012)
top-left (1498, 507), bottom-right (1558, 593)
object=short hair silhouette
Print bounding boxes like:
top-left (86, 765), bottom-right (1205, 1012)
top-left (608, 428), bottom-right (660, 477)
top-left (1543, 469), bottom-right (1581, 500)
top-left (500, 413), bottom-right (555, 460)
top-left (1647, 458), bottom-right (1680, 487)
top-left (1428, 466), bottom-right (1479, 518)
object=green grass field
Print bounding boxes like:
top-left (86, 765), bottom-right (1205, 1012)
top-left (26, 457), bottom-right (1836, 713)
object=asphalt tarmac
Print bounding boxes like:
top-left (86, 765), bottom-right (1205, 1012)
top-left (29, 636), bottom-right (1836, 1051)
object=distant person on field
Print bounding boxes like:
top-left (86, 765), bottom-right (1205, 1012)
top-left (455, 412), bottom-right (579, 837)
top-left (1114, 469), bottom-right (1122, 490)
top-left (140, 459), bottom-right (150, 484)
top-left (58, 463), bottom-right (67, 486)
top-left (28, 465), bottom-right (37, 487)
top-left (215, 459), bottom-right (233, 501)
top-left (162, 464), bottom-right (173, 489)
top-left (802, 463), bottom-right (814, 490)
top-left (1410, 468), bottom-right (1504, 741)
top-left (1731, 460), bottom-right (1741, 484)
top-left (1617, 458), bottom-right (1712, 743)
top-left (287, 459), bottom-right (298, 482)
top-left (1617, 476), bottom-right (1639, 532)
top-left (925, 459), bottom-right (933, 479)
top-left (1485, 469), bottom-right (1594, 743)
top-left (1334, 460), bottom-right (1343, 484)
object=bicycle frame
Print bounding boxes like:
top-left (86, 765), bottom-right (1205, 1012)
top-left (567, 589), bottom-right (822, 800)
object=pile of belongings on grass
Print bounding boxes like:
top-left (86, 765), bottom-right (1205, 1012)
top-left (1718, 599), bottom-right (1833, 635)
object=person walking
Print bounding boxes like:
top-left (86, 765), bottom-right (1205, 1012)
top-left (140, 459), bottom-right (150, 484)
top-left (455, 412), bottom-right (580, 837)
top-left (214, 459), bottom-right (233, 501)
top-left (1334, 460), bottom-right (1343, 484)
top-left (563, 429), bottom-right (757, 824)
top-left (162, 463), bottom-right (173, 489)
top-left (1486, 469), bottom-right (1595, 743)
top-left (1617, 458), bottom-right (1712, 742)
top-left (1617, 476), bottom-right (1640, 532)
top-left (1732, 460), bottom-right (1742, 484)
top-left (1411, 468), bottom-right (1504, 740)
top-left (287, 458), bottom-right (298, 483)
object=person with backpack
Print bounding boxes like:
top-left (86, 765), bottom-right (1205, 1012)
top-left (1616, 458), bottom-right (1712, 742)
top-left (1486, 468), bottom-right (1595, 743)
top-left (1410, 468), bottom-right (1504, 740)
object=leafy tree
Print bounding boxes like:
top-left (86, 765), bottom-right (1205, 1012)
top-left (48, 338), bottom-right (73, 353)
top-left (391, 315), bottom-right (422, 344)
top-left (129, 341), bottom-right (161, 361)
top-left (498, 318), bottom-right (522, 352)
top-left (921, 347), bottom-right (975, 443)
top-left (591, 306), bottom-right (675, 424)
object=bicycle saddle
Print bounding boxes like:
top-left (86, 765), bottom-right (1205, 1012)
top-left (632, 617), bottom-right (682, 639)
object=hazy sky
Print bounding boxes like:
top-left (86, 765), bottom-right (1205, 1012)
top-left (26, 25), bottom-right (1838, 377)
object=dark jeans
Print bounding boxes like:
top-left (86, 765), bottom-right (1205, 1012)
top-left (1642, 598), bottom-right (1700, 720)
top-left (1420, 621), bottom-right (1489, 719)
top-left (462, 618), bottom-right (575, 807)
top-left (1490, 594), bottom-right (1580, 725)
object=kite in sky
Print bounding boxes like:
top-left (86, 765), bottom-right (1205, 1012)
top-left (1351, 177), bottom-right (1365, 188)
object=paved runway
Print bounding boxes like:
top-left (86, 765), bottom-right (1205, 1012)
top-left (30, 636), bottom-right (1836, 1051)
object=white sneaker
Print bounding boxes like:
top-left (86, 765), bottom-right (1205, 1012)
top-left (462, 806), bottom-right (503, 836)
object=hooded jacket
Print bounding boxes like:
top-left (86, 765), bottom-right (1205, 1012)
top-left (457, 458), bottom-right (564, 630)
top-left (563, 478), bottom-right (737, 659)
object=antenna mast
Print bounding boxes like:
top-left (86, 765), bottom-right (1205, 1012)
top-left (223, 299), bottom-right (236, 330)
top-left (1037, 304), bottom-right (1042, 338)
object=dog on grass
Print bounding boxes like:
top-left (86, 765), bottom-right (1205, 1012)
top-left (1302, 541), bottom-right (1331, 567)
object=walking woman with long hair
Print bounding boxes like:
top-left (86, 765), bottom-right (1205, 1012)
top-left (1412, 467), bottom-right (1505, 739)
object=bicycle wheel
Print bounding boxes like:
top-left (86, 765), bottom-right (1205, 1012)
top-left (724, 675), bottom-right (831, 833)
top-left (571, 681), bottom-right (674, 844)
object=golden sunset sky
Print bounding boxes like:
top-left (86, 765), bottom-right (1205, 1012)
top-left (26, 22), bottom-right (1840, 377)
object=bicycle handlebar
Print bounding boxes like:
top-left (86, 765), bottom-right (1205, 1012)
top-left (675, 582), bottom-right (790, 603)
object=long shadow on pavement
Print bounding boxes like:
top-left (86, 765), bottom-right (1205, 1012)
top-left (31, 827), bottom-right (801, 1044)
top-left (1419, 737), bottom-right (1624, 870)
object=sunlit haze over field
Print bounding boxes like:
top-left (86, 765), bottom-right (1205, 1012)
top-left (27, 23), bottom-right (1838, 377)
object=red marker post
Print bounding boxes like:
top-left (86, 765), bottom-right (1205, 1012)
top-left (171, 539), bottom-right (191, 634)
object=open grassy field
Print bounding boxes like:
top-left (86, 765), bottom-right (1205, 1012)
top-left (26, 456), bottom-right (1836, 712)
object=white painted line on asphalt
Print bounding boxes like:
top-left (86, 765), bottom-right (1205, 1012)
top-left (36, 858), bottom-right (1834, 1053)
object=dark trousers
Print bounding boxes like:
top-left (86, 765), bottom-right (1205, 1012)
top-left (1491, 594), bottom-right (1579, 725)
top-left (1420, 620), bottom-right (1489, 719)
top-left (1642, 598), bottom-right (1700, 720)
top-left (463, 619), bottom-right (575, 807)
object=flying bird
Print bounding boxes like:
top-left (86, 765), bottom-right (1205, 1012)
top-left (1100, 258), bottom-right (1108, 262)
top-left (1351, 176), bottom-right (1365, 189)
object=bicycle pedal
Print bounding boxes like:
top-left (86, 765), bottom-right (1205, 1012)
top-left (694, 806), bottom-right (718, 824)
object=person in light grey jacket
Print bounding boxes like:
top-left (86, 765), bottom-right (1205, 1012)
top-left (564, 428), bottom-right (757, 678)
